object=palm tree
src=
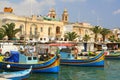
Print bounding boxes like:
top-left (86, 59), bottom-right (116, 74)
top-left (90, 26), bottom-right (102, 42)
top-left (83, 34), bottom-right (91, 42)
top-left (2, 23), bottom-right (21, 40)
top-left (0, 28), bottom-right (6, 40)
top-left (116, 38), bottom-right (120, 42)
top-left (108, 35), bottom-right (116, 42)
top-left (100, 28), bottom-right (111, 42)
top-left (82, 34), bottom-right (91, 51)
top-left (64, 32), bottom-right (78, 41)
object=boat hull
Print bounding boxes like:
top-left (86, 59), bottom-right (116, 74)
top-left (60, 51), bottom-right (104, 67)
top-left (0, 66), bottom-right (32, 80)
top-left (0, 56), bottom-right (60, 73)
top-left (60, 59), bottom-right (104, 67)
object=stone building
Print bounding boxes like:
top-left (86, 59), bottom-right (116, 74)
top-left (63, 22), bottom-right (94, 42)
top-left (0, 7), bottom-right (94, 43)
top-left (112, 28), bottom-right (120, 38)
top-left (0, 8), bottom-right (68, 42)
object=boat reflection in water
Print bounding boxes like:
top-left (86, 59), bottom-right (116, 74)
top-left (29, 73), bottom-right (59, 80)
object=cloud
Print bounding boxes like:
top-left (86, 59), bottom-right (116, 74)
top-left (0, 0), bottom-right (56, 16)
top-left (61, 0), bottom-right (87, 2)
top-left (113, 9), bottom-right (120, 15)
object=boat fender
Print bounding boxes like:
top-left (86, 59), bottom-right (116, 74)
top-left (7, 64), bottom-right (10, 68)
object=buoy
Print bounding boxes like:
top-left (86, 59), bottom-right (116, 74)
top-left (7, 64), bottom-right (10, 68)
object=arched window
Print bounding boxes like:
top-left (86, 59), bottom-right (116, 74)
top-left (40, 38), bottom-right (42, 40)
top-left (44, 38), bottom-right (46, 40)
top-left (85, 29), bottom-right (88, 34)
top-left (35, 27), bottom-right (37, 35)
top-left (79, 29), bottom-right (82, 34)
top-left (19, 25), bottom-right (24, 35)
top-left (19, 25), bottom-right (25, 40)
top-left (20, 26), bottom-right (22, 34)
top-left (48, 27), bottom-right (51, 35)
top-left (53, 16), bottom-right (55, 18)
top-left (65, 16), bottom-right (67, 21)
top-left (30, 27), bottom-right (32, 35)
top-left (30, 24), bottom-right (37, 35)
top-left (40, 27), bottom-right (43, 32)
top-left (56, 26), bottom-right (60, 34)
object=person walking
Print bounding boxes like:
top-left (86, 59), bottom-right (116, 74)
top-left (74, 47), bottom-right (78, 59)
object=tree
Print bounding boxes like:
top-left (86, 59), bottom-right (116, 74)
top-left (108, 35), bottom-right (116, 42)
top-left (0, 28), bottom-right (5, 40)
top-left (82, 34), bottom-right (91, 52)
top-left (83, 34), bottom-right (91, 42)
top-left (116, 38), bottom-right (120, 42)
top-left (90, 26), bottom-right (102, 42)
top-left (2, 23), bottom-right (21, 40)
top-left (64, 32), bottom-right (78, 41)
top-left (100, 28), bottom-right (111, 42)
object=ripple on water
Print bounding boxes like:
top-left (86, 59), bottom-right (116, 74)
top-left (28, 60), bottom-right (120, 80)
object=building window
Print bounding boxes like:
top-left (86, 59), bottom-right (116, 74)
top-left (29, 27), bottom-right (33, 39)
top-left (30, 27), bottom-right (32, 35)
top-left (61, 38), bottom-right (63, 41)
top-left (85, 30), bottom-right (88, 34)
top-left (19, 25), bottom-right (24, 35)
top-left (40, 27), bottom-right (43, 32)
top-left (19, 25), bottom-right (25, 40)
top-left (48, 27), bottom-right (51, 35)
top-left (65, 16), bottom-right (67, 21)
top-left (79, 29), bottom-right (82, 34)
top-left (56, 38), bottom-right (58, 40)
top-left (35, 27), bottom-right (37, 35)
top-left (44, 38), bottom-right (46, 40)
top-left (20, 26), bottom-right (22, 34)
top-left (40, 38), bottom-right (42, 40)
top-left (56, 26), bottom-right (60, 34)
top-left (30, 24), bottom-right (37, 36)
top-left (53, 16), bottom-right (55, 18)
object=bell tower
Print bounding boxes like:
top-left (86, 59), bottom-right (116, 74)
top-left (48, 8), bottom-right (56, 19)
top-left (62, 8), bottom-right (68, 23)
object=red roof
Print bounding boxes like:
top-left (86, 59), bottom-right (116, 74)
top-left (49, 43), bottom-right (75, 46)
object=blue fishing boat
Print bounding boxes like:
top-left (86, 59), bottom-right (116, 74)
top-left (49, 43), bottom-right (104, 67)
top-left (0, 43), bottom-right (60, 73)
top-left (0, 66), bottom-right (32, 80)
top-left (60, 51), bottom-right (104, 66)
top-left (0, 50), bottom-right (60, 73)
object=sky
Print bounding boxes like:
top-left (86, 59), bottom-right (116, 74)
top-left (0, 0), bottom-right (120, 29)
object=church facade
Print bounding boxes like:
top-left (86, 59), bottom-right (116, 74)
top-left (0, 7), bottom-right (94, 42)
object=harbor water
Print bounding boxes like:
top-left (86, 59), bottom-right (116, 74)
top-left (29, 60), bottom-right (120, 80)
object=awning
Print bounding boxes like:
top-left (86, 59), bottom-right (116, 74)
top-left (49, 43), bottom-right (75, 46)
